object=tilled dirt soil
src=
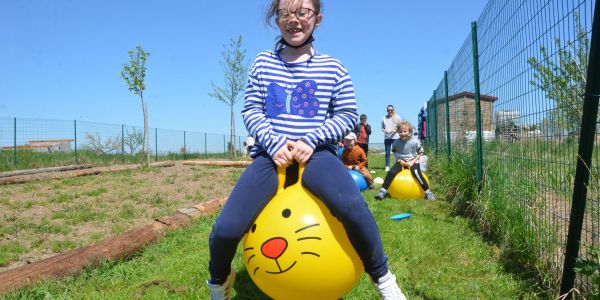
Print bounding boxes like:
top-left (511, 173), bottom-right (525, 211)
top-left (0, 162), bottom-right (243, 272)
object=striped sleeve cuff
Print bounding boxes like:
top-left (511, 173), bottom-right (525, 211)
top-left (266, 136), bottom-right (287, 157)
top-left (301, 135), bottom-right (318, 149)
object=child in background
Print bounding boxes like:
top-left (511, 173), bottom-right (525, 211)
top-left (244, 135), bottom-right (255, 157)
top-left (207, 0), bottom-right (407, 299)
top-left (354, 114), bottom-right (372, 167)
top-left (342, 132), bottom-right (374, 189)
top-left (375, 120), bottom-right (435, 201)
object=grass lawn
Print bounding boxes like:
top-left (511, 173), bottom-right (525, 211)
top-left (4, 154), bottom-right (541, 299)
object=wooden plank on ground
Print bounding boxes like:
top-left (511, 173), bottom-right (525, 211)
top-left (0, 164), bottom-right (93, 178)
top-left (183, 160), bottom-right (251, 167)
top-left (0, 161), bottom-right (176, 185)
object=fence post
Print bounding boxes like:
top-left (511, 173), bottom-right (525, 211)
top-left (560, 1), bottom-right (600, 297)
top-left (433, 90), bottom-right (438, 154)
top-left (155, 128), bottom-right (158, 162)
top-left (426, 98), bottom-right (432, 149)
top-left (205, 132), bottom-right (207, 157)
top-left (121, 125), bottom-right (125, 162)
top-left (444, 71), bottom-right (451, 159)
top-left (74, 120), bottom-right (78, 165)
top-left (13, 117), bottom-right (17, 168)
top-left (183, 130), bottom-right (187, 160)
top-left (223, 135), bottom-right (226, 156)
top-left (424, 101), bottom-right (428, 148)
top-left (471, 21), bottom-right (484, 189)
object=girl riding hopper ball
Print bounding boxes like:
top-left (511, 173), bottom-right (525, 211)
top-left (242, 164), bottom-right (363, 300)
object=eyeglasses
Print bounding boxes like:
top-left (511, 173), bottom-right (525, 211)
top-left (387, 109), bottom-right (394, 112)
top-left (276, 8), bottom-right (315, 21)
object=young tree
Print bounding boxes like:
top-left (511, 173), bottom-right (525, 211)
top-left (121, 46), bottom-right (151, 165)
top-left (83, 132), bottom-right (120, 155)
top-left (209, 35), bottom-right (249, 158)
top-left (528, 14), bottom-right (589, 135)
top-left (122, 127), bottom-right (144, 155)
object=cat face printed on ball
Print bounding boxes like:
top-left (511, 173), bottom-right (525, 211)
top-left (242, 178), bottom-right (362, 300)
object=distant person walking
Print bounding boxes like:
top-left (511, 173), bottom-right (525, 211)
top-left (354, 114), bottom-right (371, 167)
top-left (381, 105), bottom-right (402, 171)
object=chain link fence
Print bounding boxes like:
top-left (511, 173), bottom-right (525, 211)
top-left (425, 0), bottom-right (599, 296)
top-left (0, 117), bottom-right (247, 170)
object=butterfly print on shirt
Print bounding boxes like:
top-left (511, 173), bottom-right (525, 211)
top-left (266, 80), bottom-right (319, 118)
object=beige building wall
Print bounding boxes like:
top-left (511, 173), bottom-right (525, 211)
top-left (433, 92), bottom-right (496, 143)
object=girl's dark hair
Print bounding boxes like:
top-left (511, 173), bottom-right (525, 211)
top-left (265, 0), bottom-right (322, 28)
top-left (360, 114), bottom-right (367, 119)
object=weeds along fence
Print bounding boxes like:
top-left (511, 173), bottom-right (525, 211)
top-left (424, 0), bottom-right (599, 296)
top-left (0, 117), bottom-right (248, 171)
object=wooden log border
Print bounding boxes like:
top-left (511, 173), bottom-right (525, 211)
top-left (0, 161), bottom-right (176, 185)
top-left (0, 197), bottom-right (228, 294)
top-left (183, 160), bottom-right (251, 167)
top-left (0, 159), bottom-right (247, 293)
top-left (0, 164), bottom-right (94, 178)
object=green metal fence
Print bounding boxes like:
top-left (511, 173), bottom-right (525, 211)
top-left (425, 0), bottom-right (599, 296)
top-left (0, 117), bottom-right (246, 171)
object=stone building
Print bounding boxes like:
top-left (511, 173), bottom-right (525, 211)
top-left (431, 91), bottom-right (497, 143)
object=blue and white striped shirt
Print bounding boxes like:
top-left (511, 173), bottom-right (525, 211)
top-left (242, 50), bottom-right (358, 158)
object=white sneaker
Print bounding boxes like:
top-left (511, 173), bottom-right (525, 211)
top-left (374, 271), bottom-right (407, 300)
top-left (207, 271), bottom-right (236, 300)
top-left (375, 188), bottom-right (388, 200)
top-left (424, 190), bottom-right (436, 201)
top-left (385, 166), bottom-right (390, 172)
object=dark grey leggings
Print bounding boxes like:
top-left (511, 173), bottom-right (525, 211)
top-left (382, 162), bottom-right (430, 191)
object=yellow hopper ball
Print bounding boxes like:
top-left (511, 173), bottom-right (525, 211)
top-left (387, 167), bottom-right (431, 200)
top-left (242, 164), bottom-right (363, 300)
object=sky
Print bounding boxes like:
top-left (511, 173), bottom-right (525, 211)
top-left (0, 0), bottom-right (488, 144)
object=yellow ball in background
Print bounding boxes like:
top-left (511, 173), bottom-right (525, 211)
top-left (387, 168), bottom-right (431, 200)
top-left (242, 166), bottom-right (363, 300)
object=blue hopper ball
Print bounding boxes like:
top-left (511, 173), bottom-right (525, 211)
top-left (349, 170), bottom-right (368, 191)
